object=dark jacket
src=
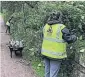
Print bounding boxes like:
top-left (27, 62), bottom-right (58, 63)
top-left (61, 27), bottom-right (77, 44)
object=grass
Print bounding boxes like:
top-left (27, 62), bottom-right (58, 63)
top-left (31, 59), bottom-right (44, 77)
top-left (23, 51), bottom-right (44, 77)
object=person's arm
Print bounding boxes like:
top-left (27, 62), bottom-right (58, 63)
top-left (61, 27), bottom-right (77, 44)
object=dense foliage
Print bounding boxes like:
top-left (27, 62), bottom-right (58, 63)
top-left (1, 1), bottom-right (85, 77)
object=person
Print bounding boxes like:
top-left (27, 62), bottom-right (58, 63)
top-left (6, 16), bottom-right (13, 34)
top-left (41, 11), bottom-right (77, 77)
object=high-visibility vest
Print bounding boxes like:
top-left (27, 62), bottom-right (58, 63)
top-left (41, 24), bottom-right (67, 59)
top-left (6, 21), bottom-right (10, 26)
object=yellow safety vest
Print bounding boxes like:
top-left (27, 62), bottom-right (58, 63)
top-left (6, 21), bottom-right (10, 26)
top-left (41, 24), bottom-right (67, 59)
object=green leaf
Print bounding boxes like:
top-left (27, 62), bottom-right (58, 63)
top-left (38, 63), bottom-right (42, 67)
top-left (80, 49), bottom-right (85, 53)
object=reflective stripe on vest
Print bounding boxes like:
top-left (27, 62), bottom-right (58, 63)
top-left (44, 37), bottom-right (65, 43)
top-left (56, 24), bottom-right (62, 39)
top-left (42, 49), bottom-right (67, 59)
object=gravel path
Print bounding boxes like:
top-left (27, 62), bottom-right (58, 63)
top-left (0, 15), bottom-right (36, 77)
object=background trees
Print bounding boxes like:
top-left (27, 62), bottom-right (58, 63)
top-left (1, 1), bottom-right (85, 77)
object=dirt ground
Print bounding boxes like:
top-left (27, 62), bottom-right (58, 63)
top-left (0, 15), bottom-right (36, 77)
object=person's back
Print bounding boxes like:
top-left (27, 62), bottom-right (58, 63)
top-left (41, 11), bottom-right (77, 77)
top-left (42, 23), bottom-right (67, 59)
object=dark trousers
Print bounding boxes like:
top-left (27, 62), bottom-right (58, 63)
top-left (6, 25), bottom-right (10, 33)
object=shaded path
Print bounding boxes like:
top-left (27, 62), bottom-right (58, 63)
top-left (0, 15), bottom-right (36, 77)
